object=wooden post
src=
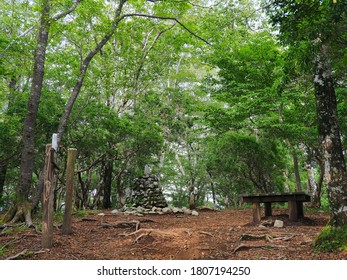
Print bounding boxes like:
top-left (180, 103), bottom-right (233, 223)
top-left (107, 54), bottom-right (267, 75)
top-left (252, 202), bottom-right (261, 223)
top-left (62, 148), bottom-right (77, 235)
top-left (42, 144), bottom-right (55, 248)
top-left (264, 202), bottom-right (272, 217)
top-left (297, 201), bottom-right (304, 218)
top-left (288, 200), bottom-right (298, 221)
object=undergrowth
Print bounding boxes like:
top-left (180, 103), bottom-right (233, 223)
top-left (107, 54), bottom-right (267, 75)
top-left (0, 245), bottom-right (6, 257)
top-left (314, 225), bottom-right (347, 252)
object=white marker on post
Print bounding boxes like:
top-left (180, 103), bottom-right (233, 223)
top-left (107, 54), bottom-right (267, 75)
top-left (52, 133), bottom-right (58, 151)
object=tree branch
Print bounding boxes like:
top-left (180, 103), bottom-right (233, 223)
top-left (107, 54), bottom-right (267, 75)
top-left (51, 0), bottom-right (82, 22)
top-left (135, 24), bottom-right (176, 82)
top-left (121, 13), bottom-right (211, 45)
top-left (147, 0), bottom-right (216, 8)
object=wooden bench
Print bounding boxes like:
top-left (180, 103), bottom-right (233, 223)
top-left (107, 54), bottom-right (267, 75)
top-left (241, 192), bottom-right (311, 223)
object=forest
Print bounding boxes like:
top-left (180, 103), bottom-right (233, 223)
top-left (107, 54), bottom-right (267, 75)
top-left (0, 0), bottom-right (347, 259)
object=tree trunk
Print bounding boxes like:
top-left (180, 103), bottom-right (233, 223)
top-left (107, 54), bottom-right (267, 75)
top-left (56, 0), bottom-right (127, 145)
top-left (314, 44), bottom-right (347, 226)
top-left (77, 170), bottom-right (90, 209)
top-left (207, 170), bottom-right (216, 205)
top-left (5, 0), bottom-right (51, 224)
top-left (115, 169), bottom-right (126, 207)
top-left (13, 1), bottom-right (82, 217)
top-left (30, 0), bottom-right (127, 213)
top-left (0, 163), bottom-right (7, 204)
top-left (188, 178), bottom-right (196, 210)
top-left (102, 160), bottom-right (113, 209)
top-left (292, 151), bottom-right (302, 192)
top-left (310, 160), bottom-right (324, 208)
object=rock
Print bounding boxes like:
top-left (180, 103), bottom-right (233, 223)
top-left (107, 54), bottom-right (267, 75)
top-left (98, 213), bottom-right (105, 216)
top-left (183, 209), bottom-right (192, 215)
top-left (172, 207), bottom-right (180, 214)
top-left (274, 220), bottom-right (284, 228)
top-left (261, 220), bottom-right (274, 227)
top-left (191, 210), bottom-right (199, 216)
top-left (162, 207), bottom-right (172, 214)
top-left (111, 209), bottom-right (119, 214)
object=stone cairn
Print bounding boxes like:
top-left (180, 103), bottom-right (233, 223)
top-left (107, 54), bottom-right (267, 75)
top-left (131, 174), bottom-right (168, 209)
top-left (108, 166), bottom-right (200, 216)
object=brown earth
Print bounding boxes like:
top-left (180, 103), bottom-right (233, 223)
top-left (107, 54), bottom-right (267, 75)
top-left (0, 208), bottom-right (346, 260)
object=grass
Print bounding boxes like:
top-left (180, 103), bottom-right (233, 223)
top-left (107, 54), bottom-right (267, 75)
top-left (314, 225), bottom-right (347, 252)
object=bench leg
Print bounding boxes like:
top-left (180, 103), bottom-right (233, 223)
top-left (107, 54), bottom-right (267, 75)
top-left (264, 202), bottom-right (272, 217)
top-left (252, 202), bottom-right (261, 223)
top-left (297, 201), bottom-right (304, 218)
top-left (288, 201), bottom-right (298, 221)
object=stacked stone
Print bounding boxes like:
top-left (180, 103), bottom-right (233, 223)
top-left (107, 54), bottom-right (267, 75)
top-left (111, 206), bottom-right (199, 216)
top-left (131, 175), bottom-right (168, 208)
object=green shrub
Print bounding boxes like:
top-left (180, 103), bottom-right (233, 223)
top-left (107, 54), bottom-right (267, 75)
top-left (314, 225), bottom-right (347, 252)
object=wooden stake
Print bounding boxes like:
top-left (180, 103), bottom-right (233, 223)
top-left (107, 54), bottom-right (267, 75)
top-left (62, 148), bottom-right (77, 235)
top-left (42, 144), bottom-right (55, 248)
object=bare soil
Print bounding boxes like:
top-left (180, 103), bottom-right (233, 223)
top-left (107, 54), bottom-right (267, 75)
top-left (1, 209), bottom-right (346, 260)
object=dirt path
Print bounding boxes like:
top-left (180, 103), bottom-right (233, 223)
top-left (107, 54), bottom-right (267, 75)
top-left (1, 209), bottom-right (346, 260)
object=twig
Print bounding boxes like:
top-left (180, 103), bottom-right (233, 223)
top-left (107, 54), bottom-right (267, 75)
top-left (121, 13), bottom-right (211, 45)
top-left (6, 249), bottom-right (28, 260)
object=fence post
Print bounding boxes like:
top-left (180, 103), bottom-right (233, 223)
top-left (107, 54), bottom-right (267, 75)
top-left (62, 148), bottom-right (77, 235)
top-left (42, 144), bottom-right (54, 248)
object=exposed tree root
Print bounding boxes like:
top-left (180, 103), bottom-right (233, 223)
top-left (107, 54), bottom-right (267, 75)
top-left (232, 243), bottom-right (287, 254)
top-left (0, 224), bottom-right (14, 236)
top-left (1, 231), bottom-right (37, 251)
top-left (2, 203), bottom-right (33, 227)
top-left (1, 205), bottom-right (17, 224)
top-left (240, 233), bottom-right (274, 242)
top-left (6, 249), bottom-right (28, 260)
top-left (138, 218), bottom-right (156, 224)
top-left (101, 220), bottom-right (141, 231)
top-left (240, 233), bottom-right (295, 242)
top-left (1, 239), bottom-right (16, 251)
top-left (276, 234), bottom-right (295, 241)
top-left (81, 218), bottom-right (98, 222)
top-left (198, 231), bottom-right (214, 237)
top-left (5, 249), bottom-right (47, 260)
top-left (121, 228), bottom-right (179, 243)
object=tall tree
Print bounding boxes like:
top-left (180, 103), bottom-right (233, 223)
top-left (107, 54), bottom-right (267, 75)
top-left (4, 0), bottom-right (81, 223)
top-left (265, 0), bottom-right (347, 226)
